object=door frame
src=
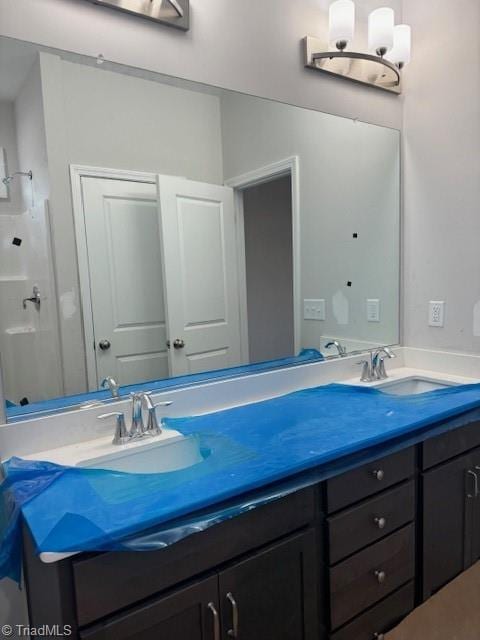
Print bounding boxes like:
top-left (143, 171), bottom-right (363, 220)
top-left (225, 156), bottom-right (301, 358)
top-left (70, 164), bottom-right (157, 390)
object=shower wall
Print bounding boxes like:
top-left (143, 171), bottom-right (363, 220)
top-left (0, 59), bottom-right (62, 404)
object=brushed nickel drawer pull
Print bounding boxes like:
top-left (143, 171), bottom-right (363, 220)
top-left (226, 592), bottom-right (239, 638)
top-left (208, 602), bottom-right (220, 640)
top-left (374, 516), bottom-right (387, 529)
top-left (373, 469), bottom-right (385, 481)
top-left (374, 569), bottom-right (387, 584)
top-left (467, 469), bottom-right (479, 499)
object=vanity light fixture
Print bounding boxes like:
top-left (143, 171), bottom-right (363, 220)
top-left (304, 1), bottom-right (411, 94)
top-left (84, 0), bottom-right (190, 31)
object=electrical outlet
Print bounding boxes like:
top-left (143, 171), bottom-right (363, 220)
top-left (304, 299), bottom-right (326, 321)
top-left (429, 301), bottom-right (445, 327)
top-left (367, 299), bottom-right (380, 323)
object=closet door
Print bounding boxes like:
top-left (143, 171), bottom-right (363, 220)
top-left (157, 175), bottom-right (242, 376)
top-left (82, 177), bottom-right (169, 388)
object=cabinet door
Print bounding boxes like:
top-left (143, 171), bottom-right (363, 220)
top-left (80, 576), bottom-right (220, 640)
top-left (422, 452), bottom-right (475, 600)
top-left (470, 450), bottom-right (480, 565)
top-left (218, 530), bottom-right (320, 640)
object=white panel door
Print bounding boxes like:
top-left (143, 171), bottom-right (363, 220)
top-left (82, 177), bottom-right (169, 387)
top-left (157, 176), bottom-right (242, 376)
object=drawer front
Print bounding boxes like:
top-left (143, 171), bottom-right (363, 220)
top-left (329, 524), bottom-right (415, 630)
top-left (330, 582), bottom-right (414, 640)
top-left (73, 486), bottom-right (316, 627)
top-left (328, 481), bottom-right (415, 565)
top-left (422, 419), bottom-right (480, 469)
top-left (326, 448), bottom-right (415, 513)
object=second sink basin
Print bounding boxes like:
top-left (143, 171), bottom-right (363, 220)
top-left (77, 434), bottom-right (206, 474)
top-left (376, 376), bottom-right (458, 396)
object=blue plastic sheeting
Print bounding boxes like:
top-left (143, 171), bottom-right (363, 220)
top-left (3, 381), bottom-right (480, 584)
top-left (6, 349), bottom-right (323, 420)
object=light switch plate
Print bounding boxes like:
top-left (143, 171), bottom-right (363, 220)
top-left (304, 299), bottom-right (326, 321)
top-left (429, 301), bottom-right (445, 327)
top-left (367, 299), bottom-right (380, 323)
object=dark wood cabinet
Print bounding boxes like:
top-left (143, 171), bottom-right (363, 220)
top-left (81, 531), bottom-right (319, 640)
top-left (422, 450), bottom-right (478, 599)
top-left (81, 577), bottom-right (219, 640)
top-left (218, 530), bottom-right (319, 640)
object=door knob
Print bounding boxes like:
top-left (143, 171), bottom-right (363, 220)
top-left (98, 339), bottom-right (111, 351)
top-left (173, 338), bottom-right (185, 350)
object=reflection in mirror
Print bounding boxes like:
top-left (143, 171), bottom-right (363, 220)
top-left (0, 36), bottom-right (400, 421)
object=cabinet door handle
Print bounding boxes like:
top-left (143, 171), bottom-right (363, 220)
top-left (467, 469), bottom-right (479, 499)
top-left (374, 569), bottom-right (387, 584)
top-left (226, 592), bottom-right (239, 638)
top-left (373, 634), bottom-right (385, 640)
top-left (372, 469), bottom-right (385, 481)
top-left (207, 602), bottom-right (220, 640)
top-left (374, 516), bottom-right (387, 529)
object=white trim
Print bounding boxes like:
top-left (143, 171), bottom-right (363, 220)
top-left (70, 165), bottom-right (157, 390)
top-left (0, 147), bottom-right (7, 199)
top-left (226, 156), bottom-right (302, 355)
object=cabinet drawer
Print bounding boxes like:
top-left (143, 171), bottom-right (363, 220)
top-left (329, 524), bottom-right (415, 630)
top-left (422, 419), bottom-right (480, 469)
top-left (326, 448), bottom-right (415, 513)
top-left (328, 481), bottom-right (415, 564)
top-left (73, 486), bottom-right (316, 626)
top-left (330, 582), bottom-right (414, 640)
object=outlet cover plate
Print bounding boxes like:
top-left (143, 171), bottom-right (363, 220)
top-left (429, 301), bottom-right (445, 327)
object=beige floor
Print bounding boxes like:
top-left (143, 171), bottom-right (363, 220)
top-left (386, 562), bottom-right (480, 640)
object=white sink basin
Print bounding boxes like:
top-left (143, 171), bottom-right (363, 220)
top-left (77, 434), bottom-right (206, 474)
top-left (376, 376), bottom-right (458, 396)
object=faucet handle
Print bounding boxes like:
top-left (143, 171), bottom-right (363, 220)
top-left (98, 412), bottom-right (129, 445)
top-left (142, 396), bottom-right (173, 436)
top-left (357, 360), bottom-right (373, 383)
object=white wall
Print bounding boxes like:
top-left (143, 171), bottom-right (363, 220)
top-left (221, 92), bottom-right (400, 351)
top-left (39, 53), bottom-right (224, 394)
top-left (0, 60), bottom-right (63, 405)
top-left (402, 0), bottom-right (480, 354)
top-left (0, 101), bottom-right (22, 214)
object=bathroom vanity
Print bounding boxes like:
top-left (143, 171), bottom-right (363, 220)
top-left (21, 403), bottom-right (480, 640)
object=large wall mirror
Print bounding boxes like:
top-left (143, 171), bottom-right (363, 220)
top-left (0, 36), bottom-right (400, 421)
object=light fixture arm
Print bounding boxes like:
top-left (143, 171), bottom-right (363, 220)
top-left (166, 0), bottom-right (184, 18)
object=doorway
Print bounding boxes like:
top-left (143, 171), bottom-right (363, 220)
top-left (242, 175), bottom-right (294, 363)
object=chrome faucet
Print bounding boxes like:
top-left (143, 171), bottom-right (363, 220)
top-left (325, 340), bottom-right (347, 357)
top-left (357, 347), bottom-right (397, 382)
top-left (101, 376), bottom-right (120, 399)
top-left (372, 347), bottom-right (397, 380)
top-left (130, 392), bottom-right (145, 438)
top-left (98, 392), bottom-right (173, 445)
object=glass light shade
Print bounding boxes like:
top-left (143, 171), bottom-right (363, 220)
top-left (368, 7), bottom-right (394, 56)
top-left (386, 24), bottom-right (411, 67)
top-left (329, 0), bottom-right (355, 50)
